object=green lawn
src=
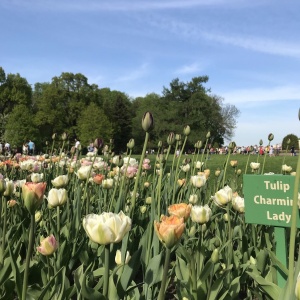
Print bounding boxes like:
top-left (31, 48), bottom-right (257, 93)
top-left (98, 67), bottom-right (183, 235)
top-left (133, 152), bottom-right (298, 177)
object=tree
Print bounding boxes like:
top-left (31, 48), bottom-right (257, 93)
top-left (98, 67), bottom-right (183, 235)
top-left (0, 67), bottom-right (32, 139)
top-left (282, 134), bottom-right (299, 151)
top-left (77, 103), bottom-right (113, 148)
top-left (131, 77), bottom-right (239, 151)
top-left (101, 90), bottom-right (133, 153)
top-left (4, 105), bottom-right (39, 150)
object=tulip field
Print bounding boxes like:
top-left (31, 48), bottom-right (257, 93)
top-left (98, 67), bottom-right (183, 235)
top-left (0, 113), bottom-right (299, 300)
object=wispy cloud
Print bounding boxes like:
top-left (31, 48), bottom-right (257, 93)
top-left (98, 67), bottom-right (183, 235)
top-left (221, 85), bottom-right (300, 104)
top-left (114, 63), bottom-right (149, 83)
top-left (174, 63), bottom-right (203, 75)
top-left (1, 0), bottom-right (243, 12)
top-left (144, 16), bottom-right (300, 59)
top-left (202, 33), bottom-right (300, 59)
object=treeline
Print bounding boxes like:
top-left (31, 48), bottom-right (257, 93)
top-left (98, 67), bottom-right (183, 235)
top-left (0, 67), bottom-right (239, 153)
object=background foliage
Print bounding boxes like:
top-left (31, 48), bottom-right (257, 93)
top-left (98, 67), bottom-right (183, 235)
top-left (0, 67), bottom-right (241, 153)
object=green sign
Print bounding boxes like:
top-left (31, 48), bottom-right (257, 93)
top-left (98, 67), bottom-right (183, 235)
top-left (243, 174), bottom-right (300, 228)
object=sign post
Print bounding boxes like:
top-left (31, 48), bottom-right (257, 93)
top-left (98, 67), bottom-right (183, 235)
top-left (243, 174), bottom-right (298, 288)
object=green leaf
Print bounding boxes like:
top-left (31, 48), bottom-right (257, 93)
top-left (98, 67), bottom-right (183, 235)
top-left (144, 252), bottom-right (163, 287)
top-left (267, 249), bottom-right (288, 276)
top-left (175, 256), bottom-right (190, 283)
top-left (37, 266), bottom-right (65, 300)
top-left (7, 243), bottom-right (22, 300)
top-left (208, 276), bottom-right (224, 300)
top-left (81, 263), bottom-right (105, 300)
top-left (108, 274), bottom-right (118, 299)
top-left (0, 257), bottom-right (12, 287)
top-left (74, 265), bottom-right (84, 294)
top-left (117, 247), bottom-right (142, 296)
top-left (256, 249), bottom-right (268, 275)
top-left (246, 270), bottom-right (282, 300)
top-left (199, 261), bottom-right (214, 284)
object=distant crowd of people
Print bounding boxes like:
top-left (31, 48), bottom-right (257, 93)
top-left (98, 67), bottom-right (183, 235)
top-left (207, 144), bottom-right (297, 156)
top-left (0, 140), bottom-right (35, 157)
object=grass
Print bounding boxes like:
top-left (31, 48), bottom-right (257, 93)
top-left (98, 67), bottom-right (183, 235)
top-left (133, 152), bottom-right (298, 178)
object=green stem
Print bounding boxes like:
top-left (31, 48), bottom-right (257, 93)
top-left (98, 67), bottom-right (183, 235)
top-left (200, 138), bottom-right (209, 166)
top-left (157, 162), bottom-right (163, 217)
top-left (57, 206), bottom-right (60, 245)
top-left (0, 196), bottom-right (7, 266)
top-left (22, 214), bottom-right (35, 300)
top-left (281, 145), bottom-right (289, 174)
top-left (158, 248), bottom-right (171, 300)
top-left (226, 204), bottom-right (232, 267)
top-left (171, 142), bottom-right (179, 173)
top-left (222, 149), bottom-right (232, 188)
top-left (261, 141), bottom-right (270, 174)
top-left (244, 152), bottom-right (251, 174)
top-left (172, 136), bottom-right (188, 203)
top-left (288, 147), bottom-right (300, 294)
top-left (191, 255), bottom-right (197, 300)
top-left (131, 132), bottom-right (149, 217)
top-left (103, 244), bottom-right (110, 298)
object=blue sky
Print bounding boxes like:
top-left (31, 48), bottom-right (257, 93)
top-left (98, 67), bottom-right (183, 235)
top-left (1, 0), bottom-right (299, 147)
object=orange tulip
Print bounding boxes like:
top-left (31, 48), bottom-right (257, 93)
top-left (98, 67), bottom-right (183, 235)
top-left (168, 203), bottom-right (191, 221)
top-left (93, 174), bottom-right (105, 185)
top-left (154, 215), bottom-right (185, 248)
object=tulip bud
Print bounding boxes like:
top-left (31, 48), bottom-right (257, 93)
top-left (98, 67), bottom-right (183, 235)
top-left (287, 138), bottom-right (291, 145)
top-left (61, 132), bottom-right (68, 141)
top-left (183, 125), bottom-right (191, 136)
top-left (52, 133), bottom-right (57, 140)
top-left (211, 248), bottom-right (219, 263)
top-left (142, 111), bottom-right (154, 132)
top-left (268, 133), bottom-right (274, 142)
top-left (37, 235), bottom-right (58, 255)
top-left (7, 199), bottom-right (17, 207)
top-left (22, 182), bottom-right (47, 215)
top-left (215, 169), bottom-right (221, 177)
top-left (250, 256), bottom-right (257, 265)
top-left (236, 169), bottom-right (242, 175)
top-left (228, 141), bottom-right (236, 150)
top-left (206, 131), bottom-right (211, 139)
top-left (194, 140), bottom-right (202, 149)
top-left (140, 206), bottom-right (147, 214)
top-left (259, 139), bottom-right (263, 146)
top-left (0, 178), bottom-right (6, 195)
top-left (189, 194), bottom-right (198, 204)
top-left (115, 249), bottom-right (131, 265)
top-left (188, 225), bottom-right (196, 237)
top-left (35, 211), bottom-right (42, 223)
top-left (230, 160), bottom-right (238, 168)
top-left (223, 213), bottom-right (229, 222)
top-left (127, 138), bottom-right (135, 150)
top-left (201, 224), bottom-right (207, 232)
top-left (4, 180), bottom-right (14, 197)
top-left (156, 154), bottom-right (165, 164)
top-left (144, 182), bottom-right (150, 188)
top-left (145, 196), bottom-right (152, 204)
top-left (94, 138), bottom-right (103, 149)
top-left (167, 132), bottom-right (175, 145)
top-left (157, 141), bottom-right (162, 148)
top-left (175, 134), bottom-right (181, 141)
